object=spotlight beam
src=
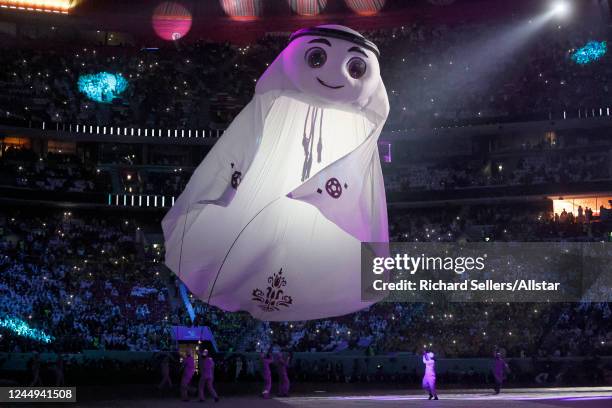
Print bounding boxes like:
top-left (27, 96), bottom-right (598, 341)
top-left (392, 7), bottom-right (566, 123)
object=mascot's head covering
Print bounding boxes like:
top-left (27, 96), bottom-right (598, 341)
top-left (256, 24), bottom-right (388, 126)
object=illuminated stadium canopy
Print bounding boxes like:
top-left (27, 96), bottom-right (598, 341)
top-left (0, 1), bottom-right (557, 44)
top-left (0, 0), bottom-right (80, 14)
top-left (220, 0), bottom-right (263, 21)
top-left (152, 2), bottom-right (193, 41)
top-left (288, 0), bottom-right (327, 16)
top-left (344, 0), bottom-right (386, 16)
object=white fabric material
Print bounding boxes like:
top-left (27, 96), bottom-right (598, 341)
top-left (162, 25), bottom-right (389, 321)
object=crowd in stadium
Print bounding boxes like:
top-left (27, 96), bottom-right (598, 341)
top-left (2, 206), bottom-right (610, 360)
top-left (384, 150), bottom-right (610, 193)
top-left (0, 1), bottom-right (611, 394)
top-left (0, 19), bottom-right (609, 130)
top-left (0, 146), bottom-right (192, 196)
top-left (0, 147), bottom-right (111, 193)
top-left (2, 141), bottom-right (611, 198)
top-left (0, 211), bottom-right (172, 353)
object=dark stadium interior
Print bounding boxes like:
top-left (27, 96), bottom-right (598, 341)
top-left (0, 0), bottom-right (611, 407)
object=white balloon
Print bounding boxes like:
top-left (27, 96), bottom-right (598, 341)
top-left (162, 25), bottom-right (390, 321)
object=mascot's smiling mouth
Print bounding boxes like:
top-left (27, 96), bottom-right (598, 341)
top-left (317, 77), bottom-right (344, 89)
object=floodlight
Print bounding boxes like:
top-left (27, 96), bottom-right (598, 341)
top-left (552, 1), bottom-right (570, 16)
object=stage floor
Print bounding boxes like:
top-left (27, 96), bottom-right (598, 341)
top-left (280, 387), bottom-right (612, 408)
top-left (12, 387), bottom-right (609, 408)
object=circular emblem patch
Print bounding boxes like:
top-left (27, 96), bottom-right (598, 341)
top-left (325, 178), bottom-right (342, 199)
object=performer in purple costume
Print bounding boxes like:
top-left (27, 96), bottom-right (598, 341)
top-left (261, 351), bottom-right (274, 399)
top-left (277, 351), bottom-right (291, 397)
top-left (198, 348), bottom-right (219, 402)
top-left (493, 351), bottom-right (510, 394)
top-left (422, 351), bottom-right (438, 400)
top-left (180, 350), bottom-right (195, 401)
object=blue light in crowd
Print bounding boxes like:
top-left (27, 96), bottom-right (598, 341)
top-left (77, 72), bottom-right (128, 103)
top-left (0, 316), bottom-right (54, 343)
top-left (571, 41), bottom-right (607, 65)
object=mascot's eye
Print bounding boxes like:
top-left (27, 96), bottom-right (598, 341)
top-left (347, 57), bottom-right (367, 79)
top-left (305, 47), bottom-right (327, 68)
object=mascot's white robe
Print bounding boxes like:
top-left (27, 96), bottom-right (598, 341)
top-left (162, 25), bottom-right (389, 321)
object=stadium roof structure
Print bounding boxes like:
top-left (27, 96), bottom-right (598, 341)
top-left (0, 0), bottom-right (593, 44)
top-left (0, 0), bottom-right (81, 14)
